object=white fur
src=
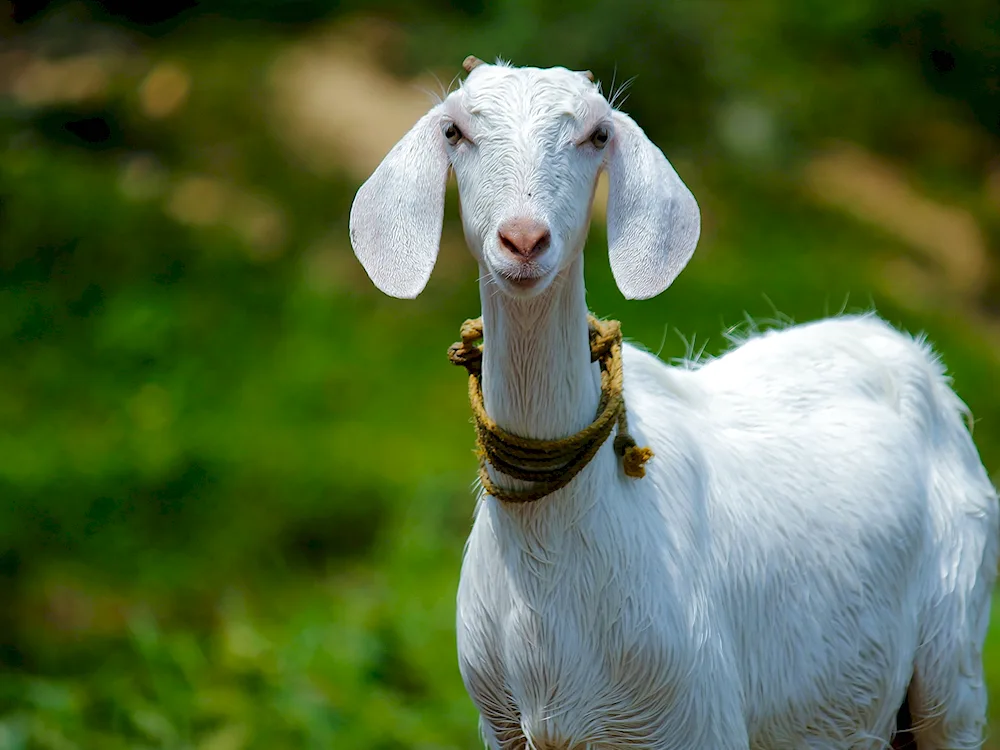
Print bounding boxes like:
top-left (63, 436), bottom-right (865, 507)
top-left (350, 60), bottom-right (999, 750)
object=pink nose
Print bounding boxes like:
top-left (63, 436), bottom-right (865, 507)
top-left (497, 218), bottom-right (551, 260)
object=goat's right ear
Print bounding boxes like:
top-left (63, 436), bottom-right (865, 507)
top-left (349, 109), bottom-right (449, 299)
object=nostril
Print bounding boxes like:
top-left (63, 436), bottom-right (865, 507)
top-left (531, 231), bottom-right (551, 256)
top-left (497, 218), bottom-right (552, 259)
top-left (498, 230), bottom-right (519, 256)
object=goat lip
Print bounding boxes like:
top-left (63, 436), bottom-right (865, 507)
top-left (497, 271), bottom-right (544, 289)
top-left (507, 274), bottom-right (541, 287)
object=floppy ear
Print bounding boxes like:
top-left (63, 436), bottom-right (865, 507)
top-left (349, 108), bottom-right (449, 298)
top-left (605, 112), bottom-right (701, 300)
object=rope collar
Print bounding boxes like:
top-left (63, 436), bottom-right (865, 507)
top-left (447, 314), bottom-right (653, 504)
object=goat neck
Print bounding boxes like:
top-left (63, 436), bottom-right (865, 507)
top-left (478, 255), bottom-right (602, 450)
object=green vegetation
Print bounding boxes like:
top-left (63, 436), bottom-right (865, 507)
top-left (1, 1), bottom-right (998, 747)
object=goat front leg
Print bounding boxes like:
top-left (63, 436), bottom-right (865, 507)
top-left (474, 696), bottom-right (746, 750)
top-left (649, 668), bottom-right (750, 750)
top-left (466, 683), bottom-right (526, 750)
top-left (478, 715), bottom-right (527, 750)
top-left (662, 714), bottom-right (750, 750)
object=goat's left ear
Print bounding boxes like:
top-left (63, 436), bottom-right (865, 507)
top-left (349, 108), bottom-right (449, 299)
top-left (605, 112), bottom-right (701, 300)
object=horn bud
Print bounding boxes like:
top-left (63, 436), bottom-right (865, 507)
top-left (463, 56), bottom-right (485, 73)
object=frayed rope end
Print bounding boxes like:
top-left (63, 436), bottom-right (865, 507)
top-left (622, 445), bottom-right (654, 478)
top-left (614, 434), bottom-right (653, 478)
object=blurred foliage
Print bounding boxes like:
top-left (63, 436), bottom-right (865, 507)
top-left (0, 0), bottom-right (999, 747)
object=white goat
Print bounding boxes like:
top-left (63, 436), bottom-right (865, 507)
top-left (349, 58), bottom-right (999, 750)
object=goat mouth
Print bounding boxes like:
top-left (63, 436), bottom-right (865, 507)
top-left (496, 268), bottom-right (545, 290)
top-left (488, 255), bottom-right (554, 293)
top-left (504, 273), bottom-right (542, 288)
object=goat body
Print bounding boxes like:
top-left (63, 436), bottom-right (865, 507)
top-left (350, 60), bottom-right (999, 750)
top-left (460, 296), bottom-right (998, 749)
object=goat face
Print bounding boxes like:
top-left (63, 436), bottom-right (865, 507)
top-left (350, 60), bottom-right (702, 301)
top-left (444, 64), bottom-right (610, 298)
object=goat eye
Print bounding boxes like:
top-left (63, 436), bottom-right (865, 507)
top-left (444, 122), bottom-right (463, 145)
top-left (590, 126), bottom-right (610, 149)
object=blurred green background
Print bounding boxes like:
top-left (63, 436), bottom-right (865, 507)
top-left (1, 0), bottom-right (999, 747)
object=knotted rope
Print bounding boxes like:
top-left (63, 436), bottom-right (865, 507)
top-left (447, 315), bottom-right (653, 504)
